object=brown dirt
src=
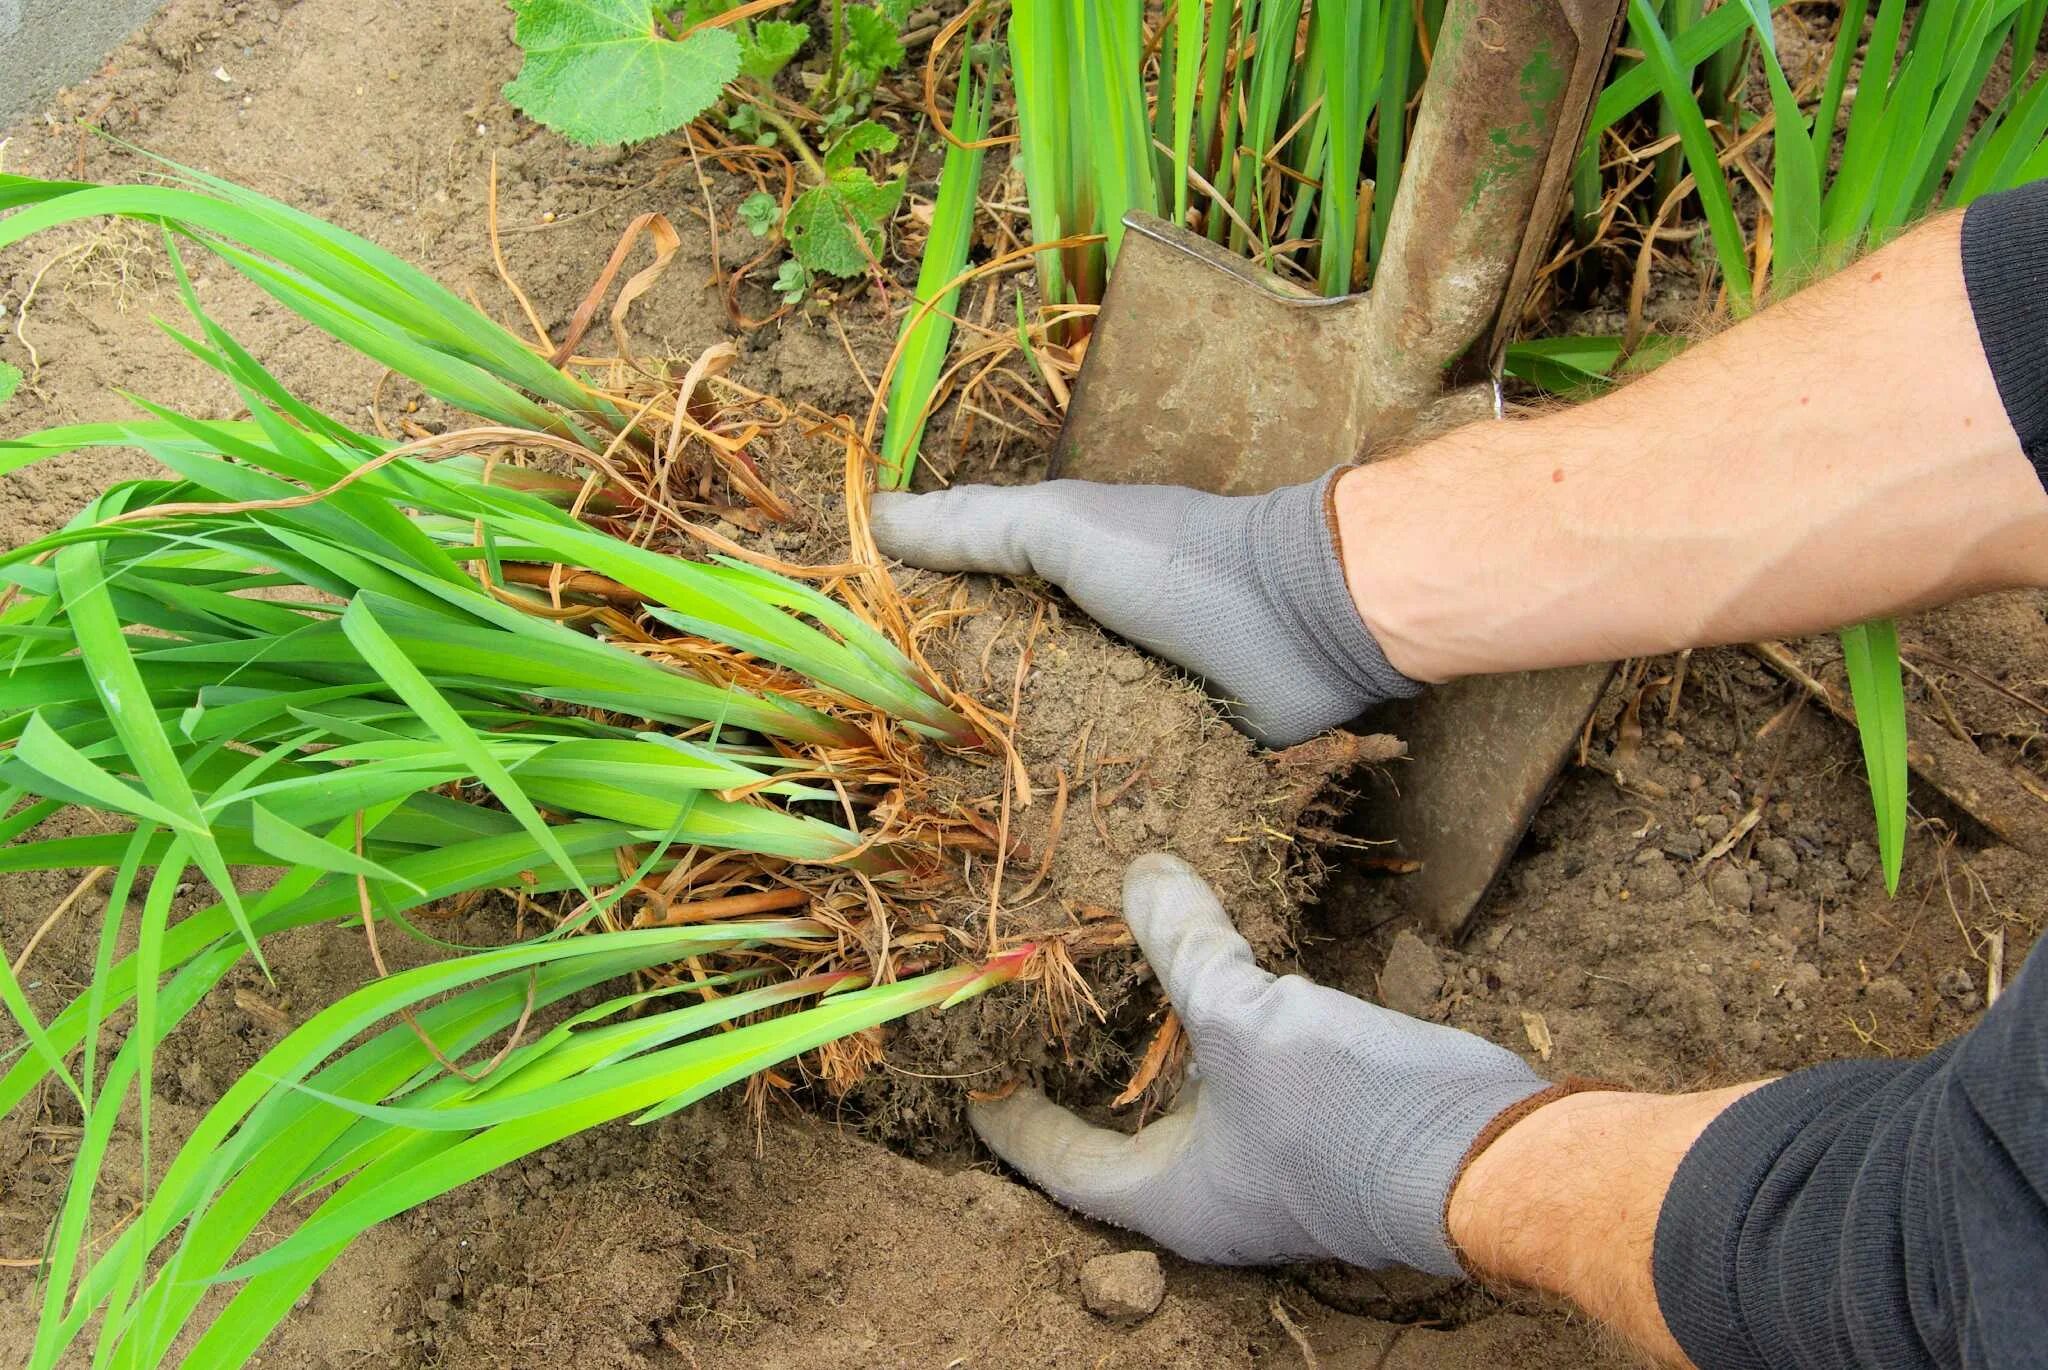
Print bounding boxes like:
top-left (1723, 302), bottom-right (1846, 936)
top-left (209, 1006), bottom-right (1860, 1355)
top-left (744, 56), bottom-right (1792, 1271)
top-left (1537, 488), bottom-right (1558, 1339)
top-left (2, 2), bottom-right (2043, 1367)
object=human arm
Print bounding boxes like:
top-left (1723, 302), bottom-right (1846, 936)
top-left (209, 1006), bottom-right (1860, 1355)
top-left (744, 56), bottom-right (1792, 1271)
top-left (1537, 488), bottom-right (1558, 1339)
top-left (1642, 944), bottom-right (2048, 1370)
top-left (1444, 1085), bottom-right (1761, 1365)
top-left (1343, 184), bottom-right (2048, 681)
top-left (979, 858), bottom-right (2048, 1369)
top-left (873, 180), bottom-right (2048, 741)
top-left (1453, 943), bottom-right (2048, 1370)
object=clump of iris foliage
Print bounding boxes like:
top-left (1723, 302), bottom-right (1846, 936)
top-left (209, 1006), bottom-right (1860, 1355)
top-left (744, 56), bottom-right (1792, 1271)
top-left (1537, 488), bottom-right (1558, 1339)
top-left (0, 160), bottom-right (1019, 1367)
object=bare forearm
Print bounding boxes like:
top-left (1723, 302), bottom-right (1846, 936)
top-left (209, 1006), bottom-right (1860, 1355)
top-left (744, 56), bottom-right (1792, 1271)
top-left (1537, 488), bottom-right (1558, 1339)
top-left (1447, 1084), bottom-right (1765, 1367)
top-left (1339, 212), bottom-right (2048, 683)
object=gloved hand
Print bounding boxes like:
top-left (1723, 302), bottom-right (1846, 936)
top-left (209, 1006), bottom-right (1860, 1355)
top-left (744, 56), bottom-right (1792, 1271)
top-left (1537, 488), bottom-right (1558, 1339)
top-left (971, 854), bottom-right (1552, 1275)
top-left (869, 470), bottom-right (1422, 747)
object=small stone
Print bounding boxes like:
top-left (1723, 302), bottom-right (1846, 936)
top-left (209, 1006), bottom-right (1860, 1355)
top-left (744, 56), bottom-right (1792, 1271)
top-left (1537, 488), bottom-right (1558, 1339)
top-left (1787, 962), bottom-right (1822, 990)
top-left (1661, 830), bottom-right (1706, 860)
top-left (1757, 837), bottom-right (1799, 879)
top-left (1081, 1251), bottom-right (1164, 1322)
top-left (1706, 862), bottom-right (1752, 911)
top-left (1631, 854), bottom-right (1683, 901)
top-left (1865, 976), bottom-right (1913, 1006)
top-left (1700, 813), bottom-right (1733, 841)
top-left (1107, 654), bottom-right (1149, 685)
top-left (1139, 801), bottom-right (1175, 838)
top-left (1377, 930), bottom-right (1445, 1018)
top-left (1935, 967), bottom-right (1978, 1006)
top-left (1846, 841), bottom-right (1880, 882)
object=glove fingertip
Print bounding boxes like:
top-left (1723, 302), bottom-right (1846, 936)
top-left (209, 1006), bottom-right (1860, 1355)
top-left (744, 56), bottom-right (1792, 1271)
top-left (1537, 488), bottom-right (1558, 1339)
top-left (1120, 853), bottom-right (1236, 951)
top-left (1119, 854), bottom-right (1270, 1024)
top-left (1124, 850), bottom-right (1200, 891)
top-left (965, 1086), bottom-right (1046, 1157)
top-left (867, 489), bottom-right (931, 558)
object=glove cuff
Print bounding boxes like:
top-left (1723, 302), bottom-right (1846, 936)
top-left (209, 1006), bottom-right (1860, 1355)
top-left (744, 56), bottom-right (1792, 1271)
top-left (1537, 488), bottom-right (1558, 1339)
top-left (1250, 469), bottom-right (1423, 715)
top-left (1339, 1071), bottom-right (1551, 1276)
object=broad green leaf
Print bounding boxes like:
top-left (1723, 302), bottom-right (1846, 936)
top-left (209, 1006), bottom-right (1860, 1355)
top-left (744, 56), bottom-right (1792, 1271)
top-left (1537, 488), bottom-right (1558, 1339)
top-left (773, 257), bottom-right (811, 303)
top-left (844, 5), bottom-right (906, 82)
top-left (787, 124), bottom-right (906, 277)
top-left (0, 360), bottom-right (20, 409)
top-left (741, 19), bottom-right (809, 79)
top-left (504, 0), bottom-right (741, 146)
top-left (679, 0), bottom-right (811, 96)
top-left (824, 119), bottom-right (899, 173)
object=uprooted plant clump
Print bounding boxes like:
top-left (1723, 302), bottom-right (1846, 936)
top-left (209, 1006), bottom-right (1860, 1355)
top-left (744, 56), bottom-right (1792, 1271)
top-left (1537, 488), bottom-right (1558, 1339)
top-left (0, 161), bottom-right (1397, 1238)
top-left (481, 385), bottom-right (1404, 1140)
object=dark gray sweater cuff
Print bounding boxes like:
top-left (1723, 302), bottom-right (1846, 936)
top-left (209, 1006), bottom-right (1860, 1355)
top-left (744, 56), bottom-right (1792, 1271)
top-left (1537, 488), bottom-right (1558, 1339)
top-left (1650, 1055), bottom-right (1947, 1370)
top-left (1962, 178), bottom-right (2048, 491)
top-left (1652, 945), bottom-right (2048, 1370)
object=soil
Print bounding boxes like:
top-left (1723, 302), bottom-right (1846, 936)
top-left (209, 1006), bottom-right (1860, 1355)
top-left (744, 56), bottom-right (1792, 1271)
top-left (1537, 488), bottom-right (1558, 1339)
top-left (2, 3), bottom-right (2044, 1367)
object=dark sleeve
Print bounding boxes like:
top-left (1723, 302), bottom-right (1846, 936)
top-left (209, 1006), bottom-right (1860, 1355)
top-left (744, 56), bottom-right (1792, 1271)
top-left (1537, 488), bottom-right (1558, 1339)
top-left (1651, 947), bottom-right (2048, 1370)
top-left (1962, 178), bottom-right (2048, 491)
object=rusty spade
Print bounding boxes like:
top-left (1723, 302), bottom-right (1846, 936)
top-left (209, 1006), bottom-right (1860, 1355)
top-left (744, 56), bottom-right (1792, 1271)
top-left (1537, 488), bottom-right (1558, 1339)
top-left (1048, 0), bottom-right (1628, 937)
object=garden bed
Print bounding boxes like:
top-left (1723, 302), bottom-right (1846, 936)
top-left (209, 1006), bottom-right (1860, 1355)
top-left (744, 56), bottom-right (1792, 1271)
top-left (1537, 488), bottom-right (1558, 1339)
top-left (1, 2), bottom-right (2044, 1366)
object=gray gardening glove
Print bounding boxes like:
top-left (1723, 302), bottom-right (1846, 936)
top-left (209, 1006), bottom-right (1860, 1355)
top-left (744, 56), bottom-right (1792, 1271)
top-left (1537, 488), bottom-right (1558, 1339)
top-left (971, 854), bottom-right (1549, 1275)
top-left (869, 470), bottom-right (1422, 746)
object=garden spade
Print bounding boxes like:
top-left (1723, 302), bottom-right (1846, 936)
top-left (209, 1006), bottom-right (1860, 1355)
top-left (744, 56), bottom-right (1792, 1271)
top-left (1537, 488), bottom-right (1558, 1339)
top-left (1050, 0), bottom-right (1627, 937)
